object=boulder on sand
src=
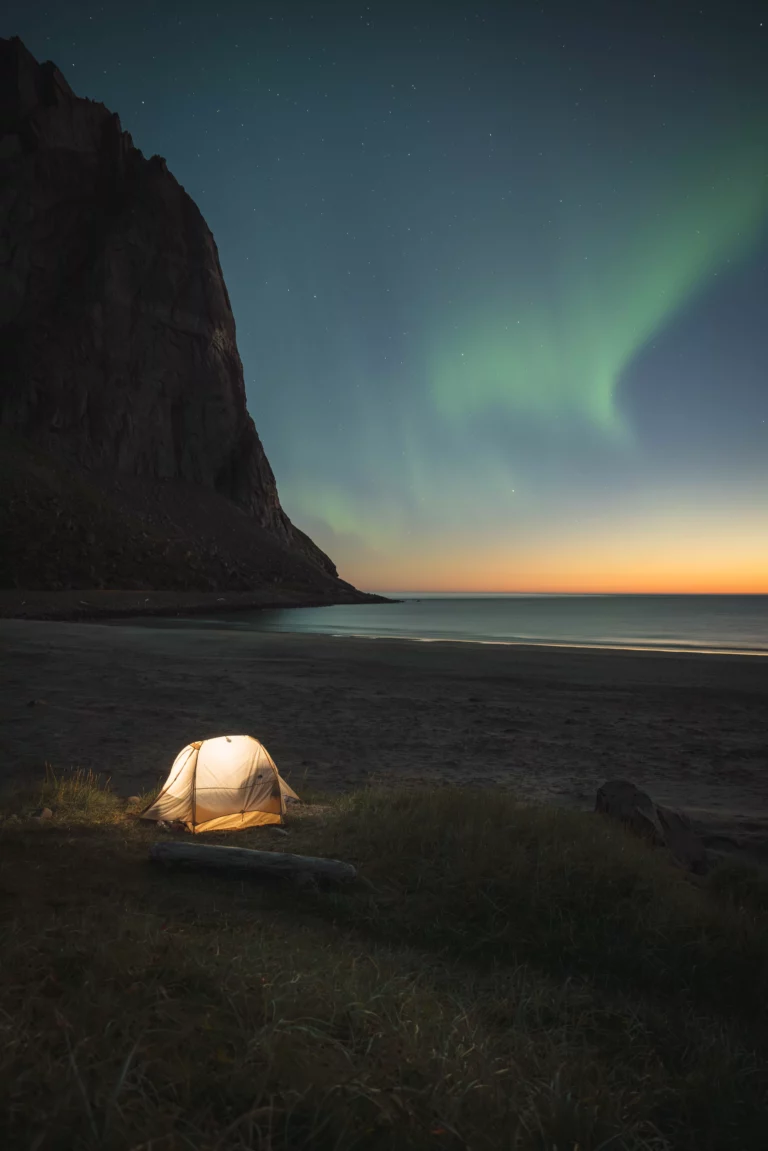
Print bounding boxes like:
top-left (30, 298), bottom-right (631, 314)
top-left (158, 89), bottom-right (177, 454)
top-left (654, 804), bottom-right (709, 875)
top-left (595, 780), bottom-right (664, 842)
top-left (596, 779), bottom-right (709, 874)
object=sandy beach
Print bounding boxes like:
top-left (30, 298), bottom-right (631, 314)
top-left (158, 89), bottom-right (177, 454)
top-left (2, 617), bottom-right (767, 861)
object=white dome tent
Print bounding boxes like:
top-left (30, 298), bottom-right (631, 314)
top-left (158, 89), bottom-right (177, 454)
top-left (142, 735), bottom-right (299, 833)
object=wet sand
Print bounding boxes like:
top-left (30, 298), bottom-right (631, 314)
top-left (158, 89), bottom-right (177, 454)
top-left (2, 618), bottom-right (767, 860)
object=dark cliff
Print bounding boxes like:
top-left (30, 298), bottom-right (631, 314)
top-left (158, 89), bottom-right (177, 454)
top-left (0, 37), bottom-right (361, 598)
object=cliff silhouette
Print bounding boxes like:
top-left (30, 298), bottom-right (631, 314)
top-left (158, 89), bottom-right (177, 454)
top-left (0, 37), bottom-right (366, 599)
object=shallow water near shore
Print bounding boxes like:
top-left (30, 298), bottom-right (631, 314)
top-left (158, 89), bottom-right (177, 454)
top-left (133, 593), bottom-right (768, 656)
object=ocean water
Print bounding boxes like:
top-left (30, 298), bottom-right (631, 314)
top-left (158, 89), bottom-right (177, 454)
top-left (155, 594), bottom-right (768, 655)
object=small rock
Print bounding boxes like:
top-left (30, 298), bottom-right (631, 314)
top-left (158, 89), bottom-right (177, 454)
top-left (596, 779), bottom-right (709, 874)
top-left (125, 795), bottom-right (142, 806)
top-left (595, 780), bottom-right (663, 843)
top-left (656, 805), bottom-right (709, 875)
top-left (30, 807), bottom-right (53, 820)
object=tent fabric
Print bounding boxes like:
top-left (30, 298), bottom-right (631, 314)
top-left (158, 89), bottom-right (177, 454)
top-left (141, 735), bottom-right (299, 833)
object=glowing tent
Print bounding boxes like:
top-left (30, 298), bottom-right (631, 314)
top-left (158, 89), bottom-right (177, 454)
top-left (141, 735), bottom-right (299, 833)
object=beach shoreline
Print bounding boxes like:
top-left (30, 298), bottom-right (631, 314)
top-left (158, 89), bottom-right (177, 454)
top-left (2, 617), bottom-right (767, 865)
top-left (284, 631), bottom-right (768, 658)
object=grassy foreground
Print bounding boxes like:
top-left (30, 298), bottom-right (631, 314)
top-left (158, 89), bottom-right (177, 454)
top-left (1, 772), bottom-right (767, 1150)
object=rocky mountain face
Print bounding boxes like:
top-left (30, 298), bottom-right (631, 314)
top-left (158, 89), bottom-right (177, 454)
top-left (0, 37), bottom-right (348, 595)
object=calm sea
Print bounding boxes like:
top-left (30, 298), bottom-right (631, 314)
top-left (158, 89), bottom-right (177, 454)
top-left (151, 594), bottom-right (768, 656)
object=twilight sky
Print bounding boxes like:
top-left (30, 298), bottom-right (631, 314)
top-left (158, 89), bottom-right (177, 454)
top-left (8, 0), bottom-right (768, 592)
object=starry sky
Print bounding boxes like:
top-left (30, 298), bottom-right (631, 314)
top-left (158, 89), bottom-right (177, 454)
top-left (7, 0), bottom-right (768, 592)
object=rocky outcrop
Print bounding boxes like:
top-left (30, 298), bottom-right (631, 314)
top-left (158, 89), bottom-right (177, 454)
top-left (595, 779), bottom-right (709, 874)
top-left (0, 37), bottom-right (340, 591)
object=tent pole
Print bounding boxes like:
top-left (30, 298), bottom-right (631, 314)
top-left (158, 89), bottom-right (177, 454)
top-left (192, 746), bottom-right (198, 830)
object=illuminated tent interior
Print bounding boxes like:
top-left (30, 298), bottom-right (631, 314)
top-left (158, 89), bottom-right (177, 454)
top-left (141, 735), bottom-right (299, 833)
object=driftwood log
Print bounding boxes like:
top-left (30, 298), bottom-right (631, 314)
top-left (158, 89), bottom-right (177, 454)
top-left (149, 841), bottom-right (357, 884)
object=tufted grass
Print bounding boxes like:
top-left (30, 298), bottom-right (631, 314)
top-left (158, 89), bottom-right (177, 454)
top-left (0, 771), bottom-right (766, 1150)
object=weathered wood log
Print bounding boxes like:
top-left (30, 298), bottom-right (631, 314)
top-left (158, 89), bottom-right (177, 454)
top-left (149, 841), bottom-right (357, 884)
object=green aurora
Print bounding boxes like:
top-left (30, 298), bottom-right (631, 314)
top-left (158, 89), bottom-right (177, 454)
top-left (430, 140), bottom-right (767, 435)
top-left (286, 132), bottom-right (768, 556)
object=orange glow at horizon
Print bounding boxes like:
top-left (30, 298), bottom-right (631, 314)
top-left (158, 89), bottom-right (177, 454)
top-left (340, 509), bottom-right (768, 596)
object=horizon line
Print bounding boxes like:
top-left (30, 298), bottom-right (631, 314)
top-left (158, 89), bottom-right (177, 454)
top-left (362, 589), bottom-right (768, 597)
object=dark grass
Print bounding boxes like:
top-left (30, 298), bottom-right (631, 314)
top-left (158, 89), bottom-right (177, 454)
top-left (311, 789), bottom-right (768, 1023)
top-left (1, 773), bottom-right (767, 1150)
